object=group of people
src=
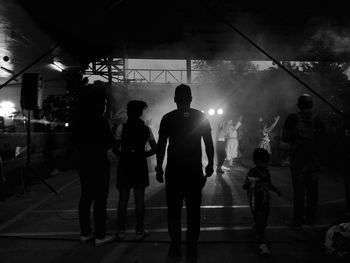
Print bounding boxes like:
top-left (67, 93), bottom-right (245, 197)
top-left (216, 116), bottom-right (242, 173)
top-left (72, 84), bottom-right (327, 261)
top-left (73, 84), bottom-right (213, 261)
top-left (216, 114), bottom-right (281, 173)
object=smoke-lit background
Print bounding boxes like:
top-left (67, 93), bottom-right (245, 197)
top-left (105, 57), bottom-right (350, 162)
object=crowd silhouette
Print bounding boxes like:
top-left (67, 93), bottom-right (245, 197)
top-left (72, 84), bottom-right (349, 261)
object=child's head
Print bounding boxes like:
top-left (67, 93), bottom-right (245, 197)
top-left (253, 148), bottom-right (270, 168)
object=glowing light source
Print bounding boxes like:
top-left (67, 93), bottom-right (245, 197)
top-left (217, 108), bottom-right (224, 115)
top-left (52, 61), bottom-right (65, 72)
top-left (65, 123), bottom-right (69, 127)
top-left (208, 109), bottom-right (215, 116)
top-left (0, 101), bottom-right (16, 117)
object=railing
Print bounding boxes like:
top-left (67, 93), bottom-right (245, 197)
top-left (124, 69), bottom-right (212, 84)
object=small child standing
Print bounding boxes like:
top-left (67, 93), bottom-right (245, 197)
top-left (243, 148), bottom-right (282, 256)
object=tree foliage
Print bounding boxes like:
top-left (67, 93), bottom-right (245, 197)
top-left (193, 60), bottom-right (350, 125)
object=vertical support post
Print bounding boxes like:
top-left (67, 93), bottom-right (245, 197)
top-left (26, 110), bottom-right (31, 166)
top-left (186, 59), bottom-right (191, 84)
top-left (123, 44), bottom-right (128, 87)
top-left (106, 57), bottom-right (113, 119)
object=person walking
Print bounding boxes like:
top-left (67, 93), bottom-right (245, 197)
top-left (155, 84), bottom-right (214, 262)
top-left (113, 100), bottom-right (156, 240)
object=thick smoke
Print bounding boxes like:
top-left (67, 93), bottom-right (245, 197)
top-left (310, 28), bottom-right (350, 54)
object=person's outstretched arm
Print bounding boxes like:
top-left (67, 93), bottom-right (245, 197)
top-left (235, 116), bottom-right (243, 130)
top-left (267, 115), bottom-right (280, 133)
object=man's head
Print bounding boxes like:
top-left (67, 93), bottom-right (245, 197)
top-left (253, 148), bottom-right (270, 168)
top-left (79, 87), bottom-right (107, 115)
top-left (127, 100), bottom-right (148, 119)
top-left (297, 94), bottom-right (313, 111)
top-left (174, 84), bottom-right (192, 108)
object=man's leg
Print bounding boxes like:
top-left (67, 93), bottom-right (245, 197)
top-left (166, 182), bottom-right (183, 249)
top-left (345, 175), bottom-right (350, 218)
top-left (78, 182), bottom-right (93, 237)
top-left (185, 184), bottom-right (202, 259)
top-left (291, 166), bottom-right (306, 226)
top-left (78, 165), bottom-right (94, 237)
top-left (305, 171), bottom-right (318, 223)
top-left (94, 170), bottom-right (110, 239)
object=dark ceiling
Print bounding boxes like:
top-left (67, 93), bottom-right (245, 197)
top-left (15, 0), bottom-right (350, 63)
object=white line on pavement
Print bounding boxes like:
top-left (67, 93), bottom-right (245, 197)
top-left (0, 224), bottom-right (330, 238)
top-left (32, 198), bottom-right (345, 214)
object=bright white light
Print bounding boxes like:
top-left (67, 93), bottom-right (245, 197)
top-left (0, 101), bottom-right (16, 117)
top-left (65, 123), bottom-right (69, 127)
top-left (217, 108), bottom-right (223, 115)
top-left (208, 109), bottom-right (215, 116)
top-left (52, 61), bottom-right (65, 72)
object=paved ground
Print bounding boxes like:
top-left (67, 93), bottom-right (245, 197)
top-left (0, 155), bottom-right (349, 263)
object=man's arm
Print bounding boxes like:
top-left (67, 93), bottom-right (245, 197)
top-left (156, 133), bottom-right (167, 167)
top-left (156, 117), bottom-right (168, 183)
top-left (156, 133), bottom-right (168, 183)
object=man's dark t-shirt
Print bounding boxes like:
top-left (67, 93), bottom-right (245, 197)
top-left (283, 111), bottom-right (325, 165)
top-left (72, 114), bottom-right (113, 163)
top-left (159, 108), bottom-right (211, 176)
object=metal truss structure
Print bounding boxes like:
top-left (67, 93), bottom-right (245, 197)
top-left (83, 58), bottom-right (127, 85)
top-left (125, 69), bottom-right (210, 84)
top-left (83, 58), bottom-right (212, 85)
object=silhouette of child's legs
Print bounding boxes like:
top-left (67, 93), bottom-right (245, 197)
top-left (253, 203), bottom-right (270, 243)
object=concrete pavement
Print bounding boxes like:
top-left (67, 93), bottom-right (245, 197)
top-left (0, 156), bottom-right (348, 262)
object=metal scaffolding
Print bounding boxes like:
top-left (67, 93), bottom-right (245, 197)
top-left (83, 58), bottom-right (211, 85)
top-left (84, 58), bottom-right (128, 85)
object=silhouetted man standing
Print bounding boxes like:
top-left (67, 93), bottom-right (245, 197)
top-left (156, 84), bottom-right (214, 262)
top-left (282, 94), bottom-right (325, 229)
top-left (72, 88), bottom-right (115, 246)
